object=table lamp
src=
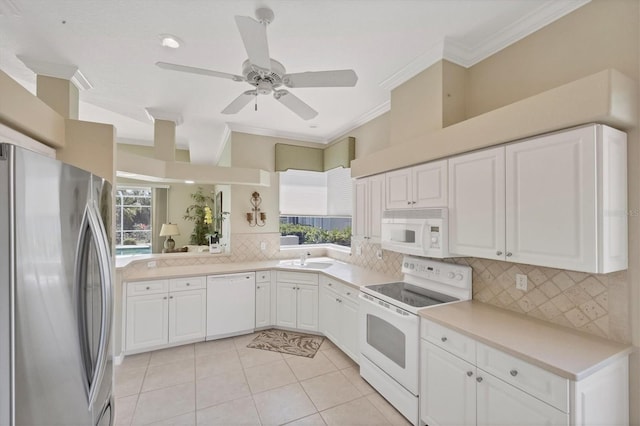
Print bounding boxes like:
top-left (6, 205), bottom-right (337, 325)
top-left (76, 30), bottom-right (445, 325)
top-left (159, 223), bottom-right (180, 251)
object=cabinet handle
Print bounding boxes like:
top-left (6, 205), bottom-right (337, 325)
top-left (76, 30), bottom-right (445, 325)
top-left (146, 286), bottom-right (150, 290)
top-left (257, 286), bottom-right (261, 289)
top-left (169, 296), bottom-right (174, 299)
top-left (441, 337), bottom-right (448, 342)
top-left (412, 201), bottom-right (416, 204)
top-left (506, 252), bottom-right (513, 257)
top-left (328, 283), bottom-right (333, 286)
top-left (163, 296), bottom-right (167, 300)
top-left (476, 377), bottom-right (483, 383)
top-left (346, 292), bottom-right (351, 296)
top-left (467, 371), bottom-right (473, 377)
top-left (510, 369), bottom-right (518, 377)
top-left (496, 251), bottom-right (502, 256)
top-left (186, 283), bottom-right (190, 286)
top-left (407, 201), bottom-right (411, 205)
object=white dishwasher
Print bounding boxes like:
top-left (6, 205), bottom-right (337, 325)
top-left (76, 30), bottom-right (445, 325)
top-left (206, 272), bottom-right (256, 340)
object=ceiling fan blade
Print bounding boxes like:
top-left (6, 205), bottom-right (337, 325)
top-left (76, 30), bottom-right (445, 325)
top-left (273, 90), bottom-right (318, 120)
top-left (283, 70), bottom-right (358, 88)
top-left (221, 90), bottom-right (257, 114)
top-left (234, 16), bottom-right (271, 71)
top-left (156, 62), bottom-right (244, 82)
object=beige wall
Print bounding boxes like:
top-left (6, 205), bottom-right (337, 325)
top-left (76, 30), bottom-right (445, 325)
top-left (331, 112), bottom-right (391, 159)
top-left (58, 119), bottom-right (116, 183)
top-left (466, 0), bottom-right (638, 118)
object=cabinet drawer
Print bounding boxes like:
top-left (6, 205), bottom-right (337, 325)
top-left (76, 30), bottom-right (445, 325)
top-left (421, 319), bottom-right (475, 364)
top-left (169, 276), bottom-right (205, 292)
top-left (127, 280), bottom-right (168, 296)
top-left (476, 342), bottom-right (569, 412)
top-left (339, 284), bottom-right (358, 302)
top-left (256, 271), bottom-right (271, 283)
top-left (277, 271), bottom-right (319, 285)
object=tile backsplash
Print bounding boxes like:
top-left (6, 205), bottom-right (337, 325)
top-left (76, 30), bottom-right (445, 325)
top-left (121, 232), bottom-right (630, 343)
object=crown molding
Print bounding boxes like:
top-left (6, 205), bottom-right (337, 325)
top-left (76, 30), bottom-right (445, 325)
top-left (16, 55), bottom-right (92, 90)
top-left (379, 41), bottom-right (446, 91)
top-left (446, 0), bottom-right (591, 67)
top-left (380, 0), bottom-right (590, 87)
top-left (144, 108), bottom-right (184, 125)
top-left (325, 100), bottom-right (391, 143)
top-left (226, 123), bottom-right (327, 144)
top-left (0, 0), bottom-right (20, 16)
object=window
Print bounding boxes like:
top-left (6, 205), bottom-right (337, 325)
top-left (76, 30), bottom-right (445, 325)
top-left (115, 187), bottom-right (152, 255)
top-left (279, 168), bottom-right (352, 248)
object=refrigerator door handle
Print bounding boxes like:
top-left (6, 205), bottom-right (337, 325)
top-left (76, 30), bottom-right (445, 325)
top-left (75, 201), bottom-right (112, 410)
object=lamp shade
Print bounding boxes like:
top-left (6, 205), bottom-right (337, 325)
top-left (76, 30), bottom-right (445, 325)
top-left (159, 223), bottom-right (180, 237)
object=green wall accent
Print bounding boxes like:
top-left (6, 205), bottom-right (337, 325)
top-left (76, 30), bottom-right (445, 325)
top-left (275, 137), bottom-right (355, 172)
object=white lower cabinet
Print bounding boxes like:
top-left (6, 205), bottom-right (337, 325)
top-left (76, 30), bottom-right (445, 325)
top-left (255, 271), bottom-right (271, 329)
top-left (420, 319), bottom-right (627, 426)
top-left (276, 271), bottom-right (319, 332)
top-left (125, 277), bottom-right (206, 353)
top-left (318, 276), bottom-right (359, 362)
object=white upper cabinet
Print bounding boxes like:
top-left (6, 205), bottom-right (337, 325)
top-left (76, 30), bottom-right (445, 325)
top-left (352, 174), bottom-right (385, 241)
top-left (386, 160), bottom-right (447, 209)
top-left (448, 124), bottom-right (627, 273)
top-left (448, 147), bottom-right (506, 260)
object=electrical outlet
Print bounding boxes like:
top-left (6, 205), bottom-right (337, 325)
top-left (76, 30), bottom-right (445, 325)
top-left (356, 244), bottom-right (362, 256)
top-left (147, 261), bottom-right (157, 268)
top-left (260, 241), bottom-right (267, 251)
top-left (515, 274), bottom-right (528, 291)
top-left (376, 249), bottom-right (383, 260)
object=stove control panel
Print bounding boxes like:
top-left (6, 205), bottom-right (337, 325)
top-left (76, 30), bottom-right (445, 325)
top-left (401, 256), bottom-right (472, 292)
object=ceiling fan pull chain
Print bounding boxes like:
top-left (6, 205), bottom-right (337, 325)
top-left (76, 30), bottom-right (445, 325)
top-left (255, 93), bottom-right (258, 111)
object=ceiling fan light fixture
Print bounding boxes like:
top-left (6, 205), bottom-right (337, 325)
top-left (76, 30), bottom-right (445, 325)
top-left (160, 34), bottom-right (182, 49)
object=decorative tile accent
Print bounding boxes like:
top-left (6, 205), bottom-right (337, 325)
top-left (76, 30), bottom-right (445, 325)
top-left (121, 232), bottom-right (630, 343)
top-left (450, 257), bottom-right (631, 343)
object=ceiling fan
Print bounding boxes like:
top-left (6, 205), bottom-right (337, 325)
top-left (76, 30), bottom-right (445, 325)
top-left (156, 7), bottom-right (358, 120)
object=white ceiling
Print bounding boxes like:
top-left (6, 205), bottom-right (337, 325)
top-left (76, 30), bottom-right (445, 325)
top-left (0, 0), bottom-right (588, 165)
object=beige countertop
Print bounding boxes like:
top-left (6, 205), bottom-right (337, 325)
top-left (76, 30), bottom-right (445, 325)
top-left (419, 300), bottom-right (633, 381)
top-left (119, 257), bottom-right (398, 289)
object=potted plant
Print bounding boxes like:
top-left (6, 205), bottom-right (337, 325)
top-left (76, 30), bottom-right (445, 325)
top-left (183, 187), bottom-right (215, 245)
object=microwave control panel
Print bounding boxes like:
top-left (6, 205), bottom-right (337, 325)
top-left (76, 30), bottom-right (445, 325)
top-left (428, 225), bottom-right (440, 249)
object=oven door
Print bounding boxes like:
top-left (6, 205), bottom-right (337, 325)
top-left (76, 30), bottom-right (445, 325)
top-left (358, 292), bottom-right (419, 394)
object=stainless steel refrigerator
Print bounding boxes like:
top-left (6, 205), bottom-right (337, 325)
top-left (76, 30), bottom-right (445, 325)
top-left (0, 142), bottom-right (114, 425)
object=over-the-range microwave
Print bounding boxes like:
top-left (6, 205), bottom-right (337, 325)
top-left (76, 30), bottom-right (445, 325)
top-left (380, 208), bottom-right (457, 258)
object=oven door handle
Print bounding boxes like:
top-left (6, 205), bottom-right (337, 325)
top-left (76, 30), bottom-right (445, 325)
top-left (359, 292), bottom-right (413, 318)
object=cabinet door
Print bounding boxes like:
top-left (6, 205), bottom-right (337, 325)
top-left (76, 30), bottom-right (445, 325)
top-left (169, 289), bottom-right (206, 343)
top-left (505, 127), bottom-right (597, 271)
top-left (420, 341), bottom-right (476, 426)
top-left (341, 297), bottom-right (360, 363)
top-left (476, 372), bottom-right (568, 426)
top-left (385, 168), bottom-right (412, 209)
top-left (276, 282), bottom-right (298, 329)
top-left (413, 160), bottom-right (447, 208)
top-left (255, 282), bottom-right (271, 328)
top-left (296, 283), bottom-right (319, 332)
top-left (353, 179), bottom-right (368, 239)
top-left (368, 174), bottom-right (385, 241)
top-left (126, 293), bottom-right (168, 352)
top-left (449, 147), bottom-right (505, 259)
top-left (319, 286), bottom-right (341, 343)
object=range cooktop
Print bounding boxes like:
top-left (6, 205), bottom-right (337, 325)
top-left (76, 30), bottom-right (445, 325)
top-left (365, 281), bottom-right (458, 308)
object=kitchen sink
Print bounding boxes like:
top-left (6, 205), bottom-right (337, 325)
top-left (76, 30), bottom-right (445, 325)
top-left (279, 259), bottom-right (334, 269)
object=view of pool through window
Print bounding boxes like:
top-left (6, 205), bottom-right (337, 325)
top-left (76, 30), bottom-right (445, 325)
top-left (116, 187), bottom-right (152, 255)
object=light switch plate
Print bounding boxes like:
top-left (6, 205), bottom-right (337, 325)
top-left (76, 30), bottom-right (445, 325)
top-left (147, 261), bottom-right (157, 268)
top-left (376, 249), bottom-right (383, 260)
top-left (356, 244), bottom-right (362, 256)
top-left (260, 241), bottom-right (266, 251)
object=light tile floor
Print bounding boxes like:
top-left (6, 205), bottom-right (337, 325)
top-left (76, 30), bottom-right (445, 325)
top-left (114, 332), bottom-right (411, 425)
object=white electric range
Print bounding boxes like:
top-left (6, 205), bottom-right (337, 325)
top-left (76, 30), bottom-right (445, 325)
top-left (358, 256), bottom-right (472, 425)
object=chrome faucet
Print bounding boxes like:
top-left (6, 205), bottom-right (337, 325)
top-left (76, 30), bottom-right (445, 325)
top-left (300, 251), bottom-right (311, 266)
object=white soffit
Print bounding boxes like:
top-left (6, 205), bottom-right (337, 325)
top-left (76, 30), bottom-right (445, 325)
top-left (379, 0), bottom-right (591, 91)
top-left (16, 55), bottom-right (93, 91)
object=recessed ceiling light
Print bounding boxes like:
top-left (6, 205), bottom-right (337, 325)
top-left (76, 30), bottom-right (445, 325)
top-left (309, 125), bottom-right (318, 128)
top-left (160, 34), bottom-right (181, 49)
top-left (185, 180), bottom-right (195, 184)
